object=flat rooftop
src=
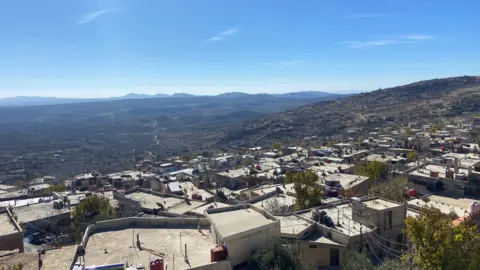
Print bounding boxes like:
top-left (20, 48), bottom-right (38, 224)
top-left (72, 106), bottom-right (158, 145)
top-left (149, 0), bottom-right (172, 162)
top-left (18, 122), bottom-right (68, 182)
top-left (318, 173), bottom-right (369, 189)
top-left (274, 215), bottom-right (312, 236)
top-left (309, 164), bottom-right (354, 176)
top-left (13, 202), bottom-right (70, 223)
top-left (188, 202), bottom-right (230, 216)
top-left (363, 154), bottom-right (394, 163)
top-left (408, 195), bottom-right (477, 217)
top-left (441, 153), bottom-right (480, 168)
top-left (299, 204), bottom-right (373, 237)
top-left (246, 184), bottom-right (296, 198)
top-left (83, 228), bottom-right (215, 270)
top-left (0, 212), bottom-right (18, 236)
top-left (361, 198), bottom-right (400, 211)
top-left (179, 181), bottom-right (214, 200)
top-left (0, 184), bottom-right (16, 191)
top-left (252, 194), bottom-right (296, 212)
top-left (0, 190), bottom-right (28, 200)
top-left (126, 191), bottom-right (183, 210)
top-left (168, 200), bottom-right (206, 215)
top-left (0, 196), bottom-right (53, 208)
top-left (58, 191), bottom-right (117, 207)
top-left (207, 207), bottom-right (276, 239)
top-left (216, 168), bottom-right (249, 179)
top-left (410, 164), bottom-right (470, 179)
top-left (441, 152), bottom-right (480, 161)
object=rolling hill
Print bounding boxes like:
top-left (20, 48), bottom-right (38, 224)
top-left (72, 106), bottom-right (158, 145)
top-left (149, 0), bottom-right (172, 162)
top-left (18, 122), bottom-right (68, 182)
top-left (0, 92), bottom-right (343, 178)
top-left (216, 76), bottom-right (480, 147)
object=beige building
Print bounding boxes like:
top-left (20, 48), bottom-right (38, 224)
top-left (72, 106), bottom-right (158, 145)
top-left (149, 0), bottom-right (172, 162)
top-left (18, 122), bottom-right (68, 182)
top-left (407, 163), bottom-right (475, 197)
top-left (71, 217), bottom-right (233, 270)
top-left (205, 204), bottom-right (281, 268)
top-left (0, 208), bottom-right (24, 253)
top-left (294, 197), bottom-right (407, 266)
top-left (351, 198), bottom-right (407, 253)
top-left (275, 214), bottom-right (347, 268)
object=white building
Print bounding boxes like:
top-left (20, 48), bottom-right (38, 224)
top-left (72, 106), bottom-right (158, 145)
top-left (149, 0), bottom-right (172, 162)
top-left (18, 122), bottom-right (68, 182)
top-left (205, 204), bottom-right (281, 267)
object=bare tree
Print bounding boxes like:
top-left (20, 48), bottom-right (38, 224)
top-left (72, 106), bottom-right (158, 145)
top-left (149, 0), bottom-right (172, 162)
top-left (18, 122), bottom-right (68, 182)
top-left (262, 196), bottom-right (291, 215)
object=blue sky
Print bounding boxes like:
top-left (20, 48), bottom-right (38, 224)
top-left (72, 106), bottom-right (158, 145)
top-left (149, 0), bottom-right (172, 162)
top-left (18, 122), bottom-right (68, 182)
top-left (0, 0), bottom-right (479, 98)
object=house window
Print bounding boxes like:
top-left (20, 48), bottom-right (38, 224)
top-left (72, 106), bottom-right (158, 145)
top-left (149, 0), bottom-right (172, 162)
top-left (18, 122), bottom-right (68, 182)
top-left (388, 211), bottom-right (393, 229)
top-left (309, 244), bottom-right (317, 248)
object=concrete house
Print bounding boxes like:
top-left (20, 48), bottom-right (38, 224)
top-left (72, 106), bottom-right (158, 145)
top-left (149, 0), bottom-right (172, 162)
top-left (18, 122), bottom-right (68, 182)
top-left (205, 204), bottom-right (281, 268)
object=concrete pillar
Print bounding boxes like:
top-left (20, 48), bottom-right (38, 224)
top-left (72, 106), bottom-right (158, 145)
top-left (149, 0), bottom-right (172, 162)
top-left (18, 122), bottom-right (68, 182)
top-left (454, 157), bottom-right (459, 174)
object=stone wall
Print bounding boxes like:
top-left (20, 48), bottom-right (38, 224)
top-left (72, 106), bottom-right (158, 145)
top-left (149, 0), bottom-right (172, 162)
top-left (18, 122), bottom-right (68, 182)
top-left (0, 208), bottom-right (24, 253)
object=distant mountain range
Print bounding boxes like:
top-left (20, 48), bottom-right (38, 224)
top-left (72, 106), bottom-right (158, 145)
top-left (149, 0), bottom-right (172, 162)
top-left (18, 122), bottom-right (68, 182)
top-left (0, 91), bottom-right (348, 107)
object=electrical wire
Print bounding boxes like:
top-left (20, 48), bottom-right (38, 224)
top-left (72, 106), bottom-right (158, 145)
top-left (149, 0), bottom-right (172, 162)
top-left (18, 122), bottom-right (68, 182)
top-left (370, 230), bottom-right (410, 247)
top-left (364, 232), bottom-right (411, 270)
top-left (365, 232), bottom-right (406, 258)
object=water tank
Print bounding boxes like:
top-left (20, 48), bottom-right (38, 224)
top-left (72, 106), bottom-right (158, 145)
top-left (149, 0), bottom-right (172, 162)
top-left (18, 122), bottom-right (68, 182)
top-left (311, 209), bottom-right (320, 221)
top-left (150, 259), bottom-right (164, 270)
top-left (319, 210), bottom-right (327, 224)
top-left (408, 188), bottom-right (417, 197)
top-left (470, 202), bottom-right (480, 215)
top-left (211, 246), bottom-right (227, 262)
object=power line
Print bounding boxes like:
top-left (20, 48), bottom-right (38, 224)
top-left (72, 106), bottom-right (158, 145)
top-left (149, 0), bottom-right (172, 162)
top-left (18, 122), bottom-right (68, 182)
top-left (370, 230), bottom-right (409, 247)
top-left (366, 232), bottom-right (406, 258)
top-left (364, 232), bottom-right (410, 270)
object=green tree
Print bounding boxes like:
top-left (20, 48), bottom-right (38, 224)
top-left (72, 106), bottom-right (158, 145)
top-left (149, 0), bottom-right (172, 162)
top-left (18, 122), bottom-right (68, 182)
top-left (354, 161), bottom-right (389, 181)
top-left (343, 250), bottom-right (408, 270)
top-left (368, 177), bottom-right (407, 203)
top-left (71, 194), bottom-right (115, 242)
top-left (326, 141), bottom-right (336, 147)
top-left (247, 240), bottom-right (310, 270)
top-left (72, 194), bottom-right (115, 220)
top-left (343, 251), bottom-right (374, 270)
top-left (405, 206), bottom-right (480, 270)
top-left (406, 151), bottom-right (418, 160)
top-left (180, 155), bottom-right (192, 162)
top-left (12, 263), bottom-right (23, 270)
top-left (272, 142), bottom-right (283, 152)
top-left (404, 128), bottom-right (414, 136)
top-left (215, 189), bottom-right (228, 203)
top-left (285, 170), bottom-right (322, 210)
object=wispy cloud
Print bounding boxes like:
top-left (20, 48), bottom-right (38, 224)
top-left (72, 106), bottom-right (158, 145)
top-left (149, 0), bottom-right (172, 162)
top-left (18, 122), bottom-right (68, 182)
top-left (401, 34), bottom-right (435, 41)
top-left (205, 27), bottom-right (239, 42)
top-left (276, 60), bottom-right (305, 66)
top-left (345, 13), bottom-right (390, 19)
top-left (344, 40), bottom-right (398, 48)
top-left (77, 8), bottom-right (125, 25)
top-left (343, 34), bottom-right (435, 48)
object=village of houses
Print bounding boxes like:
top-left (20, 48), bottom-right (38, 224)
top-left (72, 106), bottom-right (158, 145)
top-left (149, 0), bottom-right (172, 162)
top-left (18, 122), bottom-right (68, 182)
top-left (0, 119), bottom-right (480, 270)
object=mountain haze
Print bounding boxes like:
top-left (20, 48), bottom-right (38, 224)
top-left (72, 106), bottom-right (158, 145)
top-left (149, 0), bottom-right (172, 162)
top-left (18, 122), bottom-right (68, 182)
top-left (0, 91), bottom-right (344, 107)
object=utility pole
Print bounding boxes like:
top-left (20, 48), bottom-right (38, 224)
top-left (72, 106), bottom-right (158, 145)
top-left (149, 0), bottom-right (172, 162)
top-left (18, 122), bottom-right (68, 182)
top-left (359, 226), bottom-right (363, 252)
top-left (403, 197), bottom-right (408, 245)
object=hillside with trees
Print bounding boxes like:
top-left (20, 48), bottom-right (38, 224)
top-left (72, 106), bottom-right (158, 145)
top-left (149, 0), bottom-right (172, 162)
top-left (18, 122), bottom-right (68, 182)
top-left (218, 76), bottom-right (480, 147)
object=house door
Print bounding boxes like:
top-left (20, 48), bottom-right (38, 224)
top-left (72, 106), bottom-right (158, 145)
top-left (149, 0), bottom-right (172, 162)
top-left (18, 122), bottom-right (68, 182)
top-left (330, 248), bottom-right (340, 266)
